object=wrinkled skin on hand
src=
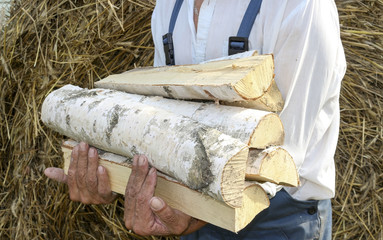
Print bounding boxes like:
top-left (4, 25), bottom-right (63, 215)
top-left (44, 142), bottom-right (117, 204)
top-left (44, 142), bottom-right (206, 236)
top-left (124, 155), bottom-right (206, 236)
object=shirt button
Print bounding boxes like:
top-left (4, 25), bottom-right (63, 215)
top-left (308, 206), bottom-right (317, 215)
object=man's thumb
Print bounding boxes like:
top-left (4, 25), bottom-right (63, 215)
top-left (44, 167), bottom-right (68, 183)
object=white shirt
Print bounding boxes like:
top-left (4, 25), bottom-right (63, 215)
top-left (151, 0), bottom-right (346, 200)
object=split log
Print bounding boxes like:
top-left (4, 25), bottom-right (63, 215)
top-left (61, 140), bottom-right (270, 233)
top-left (41, 85), bottom-right (248, 207)
top-left (200, 50), bottom-right (259, 64)
top-left (103, 92), bottom-right (284, 149)
top-left (94, 55), bottom-right (283, 111)
top-left (246, 147), bottom-right (299, 187)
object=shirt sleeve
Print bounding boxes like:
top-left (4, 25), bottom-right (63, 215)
top-left (269, 0), bottom-right (346, 200)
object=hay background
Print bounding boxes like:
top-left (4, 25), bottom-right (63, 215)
top-left (0, 0), bottom-right (381, 239)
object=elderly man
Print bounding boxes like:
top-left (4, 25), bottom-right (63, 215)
top-left (45, 0), bottom-right (346, 239)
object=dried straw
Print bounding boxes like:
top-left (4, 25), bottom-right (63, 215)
top-left (334, 1), bottom-right (382, 239)
top-left (0, 0), bottom-right (166, 239)
top-left (0, 0), bottom-right (381, 239)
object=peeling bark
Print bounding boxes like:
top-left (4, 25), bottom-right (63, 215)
top-left (42, 85), bottom-right (248, 207)
top-left (104, 92), bottom-right (284, 148)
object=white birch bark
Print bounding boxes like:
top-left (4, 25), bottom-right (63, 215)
top-left (42, 85), bottom-right (248, 207)
top-left (79, 89), bottom-right (284, 149)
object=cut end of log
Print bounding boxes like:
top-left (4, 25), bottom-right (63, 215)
top-left (246, 148), bottom-right (299, 187)
top-left (234, 183), bottom-right (270, 232)
top-left (223, 80), bottom-right (284, 112)
top-left (220, 146), bottom-right (249, 208)
top-left (233, 55), bottom-right (275, 100)
top-left (249, 113), bottom-right (284, 149)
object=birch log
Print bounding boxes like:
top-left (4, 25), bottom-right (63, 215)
top-left (246, 147), bottom-right (299, 187)
top-left (94, 55), bottom-right (279, 105)
top-left (62, 140), bottom-right (270, 233)
top-left (41, 85), bottom-right (248, 207)
top-left (104, 92), bottom-right (284, 149)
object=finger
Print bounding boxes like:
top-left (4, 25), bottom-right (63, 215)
top-left (124, 155), bottom-right (149, 229)
top-left (67, 146), bottom-right (80, 201)
top-left (150, 197), bottom-right (192, 235)
top-left (127, 155), bottom-right (150, 196)
top-left (124, 155), bottom-right (140, 229)
top-left (133, 167), bottom-right (157, 231)
top-left (86, 147), bottom-right (98, 194)
top-left (97, 165), bottom-right (116, 202)
top-left (44, 167), bottom-right (68, 184)
top-left (134, 155), bottom-right (150, 186)
top-left (76, 142), bottom-right (89, 191)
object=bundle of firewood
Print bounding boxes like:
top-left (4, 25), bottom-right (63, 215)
top-left (41, 55), bottom-right (299, 232)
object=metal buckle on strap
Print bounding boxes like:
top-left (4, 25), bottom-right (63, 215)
top-left (163, 33), bottom-right (175, 65)
top-left (228, 36), bottom-right (249, 56)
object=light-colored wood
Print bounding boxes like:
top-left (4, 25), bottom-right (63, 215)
top-left (42, 85), bottom-right (249, 207)
top-left (246, 147), bottom-right (299, 187)
top-left (200, 50), bottom-right (258, 64)
top-left (223, 80), bottom-right (284, 112)
top-left (62, 141), bottom-right (270, 233)
top-left (105, 93), bottom-right (284, 149)
top-left (95, 55), bottom-right (276, 103)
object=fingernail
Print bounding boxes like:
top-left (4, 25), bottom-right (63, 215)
top-left (44, 168), bottom-right (50, 175)
top-left (150, 197), bottom-right (164, 211)
top-left (138, 155), bottom-right (146, 166)
top-left (149, 167), bottom-right (156, 175)
top-left (89, 148), bottom-right (96, 157)
top-left (72, 146), bottom-right (79, 156)
top-left (98, 166), bottom-right (104, 174)
top-left (80, 142), bottom-right (88, 151)
top-left (133, 156), bottom-right (138, 166)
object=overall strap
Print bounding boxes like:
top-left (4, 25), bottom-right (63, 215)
top-left (163, 0), bottom-right (184, 65)
top-left (229, 0), bottom-right (263, 55)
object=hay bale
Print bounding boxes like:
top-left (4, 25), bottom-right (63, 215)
top-left (334, 1), bottom-right (382, 239)
top-left (0, 0), bottom-right (163, 239)
top-left (0, 0), bottom-right (381, 239)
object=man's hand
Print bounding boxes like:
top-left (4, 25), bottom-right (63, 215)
top-left (124, 155), bottom-right (206, 236)
top-left (44, 142), bottom-right (117, 204)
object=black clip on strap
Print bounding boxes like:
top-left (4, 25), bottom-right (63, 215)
top-left (229, 37), bottom-right (249, 56)
top-left (163, 0), bottom-right (184, 65)
top-left (163, 33), bottom-right (175, 65)
top-left (228, 0), bottom-right (262, 55)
